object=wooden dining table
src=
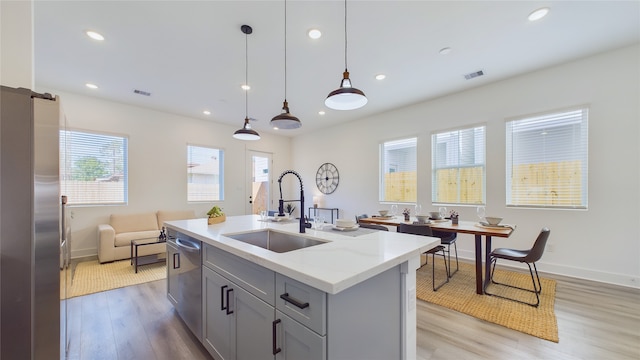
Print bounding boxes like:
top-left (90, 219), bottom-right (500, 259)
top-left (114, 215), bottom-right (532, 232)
top-left (359, 216), bottom-right (515, 294)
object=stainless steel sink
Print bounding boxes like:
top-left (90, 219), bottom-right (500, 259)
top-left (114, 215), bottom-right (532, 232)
top-left (224, 229), bottom-right (328, 253)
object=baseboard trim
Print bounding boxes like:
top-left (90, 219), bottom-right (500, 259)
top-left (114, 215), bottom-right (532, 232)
top-left (456, 249), bottom-right (640, 290)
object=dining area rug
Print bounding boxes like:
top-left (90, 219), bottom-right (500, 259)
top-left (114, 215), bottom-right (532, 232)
top-left (60, 259), bottom-right (166, 299)
top-left (416, 260), bottom-right (559, 342)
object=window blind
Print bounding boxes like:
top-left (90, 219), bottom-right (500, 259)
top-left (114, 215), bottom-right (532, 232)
top-left (506, 108), bottom-right (588, 208)
top-left (59, 130), bottom-right (128, 205)
top-left (187, 145), bottom-right (224, 202)
top-left (432, 126), bottom-right (486, 205)
top-left (380, 137), bottom-right (417, 203)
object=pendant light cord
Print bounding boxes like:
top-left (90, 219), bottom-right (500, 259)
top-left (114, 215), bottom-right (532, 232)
top-left (284, 0), bottom-right (288, 101)
top-left (245, 30), bottom-right (249, 119)
top-left (344, 0), bottom-right (348, 71)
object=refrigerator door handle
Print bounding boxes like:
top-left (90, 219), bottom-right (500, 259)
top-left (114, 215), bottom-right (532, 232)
top-left (61, 195), bottom-right (67, 241)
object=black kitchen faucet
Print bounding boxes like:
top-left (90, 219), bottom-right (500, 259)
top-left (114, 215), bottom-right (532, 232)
top-left (277, 170), bottom-right (310, 233)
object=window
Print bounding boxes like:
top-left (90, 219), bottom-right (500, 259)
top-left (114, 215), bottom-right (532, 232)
top-left (187, 145), bottom-right (224, 202)
top-left (432, 126), bottom-right (486, 205)
top-left (506, 108), bottom-right (588, 208)
top-left (60, 130), bottom-right (128, 205)
top-left (380, 138), bottom-right (417, 203)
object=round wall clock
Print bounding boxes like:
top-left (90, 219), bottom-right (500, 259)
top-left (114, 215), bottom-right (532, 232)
top-left (316, 162), bottom-right (339, 194)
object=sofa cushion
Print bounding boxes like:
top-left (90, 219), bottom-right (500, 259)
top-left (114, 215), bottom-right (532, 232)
top-left (114, 230), bottom-right (162, 247)
top-left (157, 210), bottom-right (196, 228)
top-left (110, 212), bottom-right (159, 234)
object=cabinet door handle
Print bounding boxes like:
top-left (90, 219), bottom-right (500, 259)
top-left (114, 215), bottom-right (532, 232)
top-left (225, 288), bottom-right (234, 315)
top-left (272, 319), bottom-right (282, 355)
top-left (220, 285), bottom-right (228, 311)
top-left (279, 293), bottom-right (309, 309)
top-left (173, 253), bottom-right (180, 269)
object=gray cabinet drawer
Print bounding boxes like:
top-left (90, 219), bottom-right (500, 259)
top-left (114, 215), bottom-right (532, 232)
top-left (203, 244), bottom-right (275, 305)
top-left (276, 274), bottom-right (326, 335)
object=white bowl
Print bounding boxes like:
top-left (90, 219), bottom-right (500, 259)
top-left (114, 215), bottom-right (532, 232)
top-left (416, 215), bottom-right (430, 224)
top-left (336, 219), bottom-right (356, 228)
top-left (378, 210), bottom-right (389, 217)
top-left (485, 216), bottom-right (503, 225)
top-left (429, 211), bottom-right (442, 219)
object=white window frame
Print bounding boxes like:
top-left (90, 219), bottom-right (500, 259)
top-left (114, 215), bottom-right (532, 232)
top-left (60, 129), bottom-right (128, 205)
top-left (506, 107), bottom-right (589, 209)
top-left (431, 125), bottom-right (486, 205)
top-left (187, 144), bottom-right (224, 202)
top-left (379, 137), bottom-right (417, 204)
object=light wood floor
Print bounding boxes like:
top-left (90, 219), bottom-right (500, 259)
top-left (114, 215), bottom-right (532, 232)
top-left (63, 269), bottom-right (640, 360)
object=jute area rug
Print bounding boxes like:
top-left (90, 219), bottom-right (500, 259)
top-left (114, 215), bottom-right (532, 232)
top-left (416, 260), bottom-right (559, 342)
top-left (61, 259), bottom-right (166, 299)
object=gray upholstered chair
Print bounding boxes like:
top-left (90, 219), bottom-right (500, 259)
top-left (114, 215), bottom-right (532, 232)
top-left (355, 214), bottom-right (369, 223)
top-left (484, 227), bottom-right (550, 307)
top-left (358, 223), bottom-right (389, 231)
top-left (398, 223), bottom-right (448, 291)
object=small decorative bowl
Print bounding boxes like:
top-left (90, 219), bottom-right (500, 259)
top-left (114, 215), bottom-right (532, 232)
top-left (208, 214), bottom-right (226, 225)
top-left (485, 216), bottom-right (503, 225)
top-left (378, 210), bottom-right (389, 216)
top-left (429, 211), bottom-right (442, 219)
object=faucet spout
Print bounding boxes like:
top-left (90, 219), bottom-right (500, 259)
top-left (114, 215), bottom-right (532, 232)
top-left (277, 170), bottom-right (308, 233)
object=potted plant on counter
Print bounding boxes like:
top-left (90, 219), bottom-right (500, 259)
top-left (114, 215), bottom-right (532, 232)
top-left (285, 203), bottom-right (296, 216)
top-left (207, 205), bottom-right (226, 225)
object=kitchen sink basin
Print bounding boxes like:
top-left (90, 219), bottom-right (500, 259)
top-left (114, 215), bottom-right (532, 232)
top-left (224, 229), bottom-right (328, 253)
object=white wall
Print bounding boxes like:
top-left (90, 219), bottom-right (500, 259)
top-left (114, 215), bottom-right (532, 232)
top-left (36, 89), bottom-right (293, 258)
top-left (292, 44), bottom-right (640, 288)
top-left (0, 0), bottom-right (33, 89)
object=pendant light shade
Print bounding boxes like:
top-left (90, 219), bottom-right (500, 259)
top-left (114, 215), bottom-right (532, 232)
top-left (233, 117), bottom-right (260, 140)
top-left (271, 100), bottom-right (301, 129)
top-left (271, 0), bottom-right (301, 129)
top-left (325, 0), bottom-right (367, 111)
top-left (233, 25), bottom-right (260, 141)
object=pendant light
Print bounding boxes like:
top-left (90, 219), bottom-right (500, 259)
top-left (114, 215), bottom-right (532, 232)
top-left (271, 0), bottom-right (301, 129)
top-left (325, 0), bottom-right (367, 111)
top-left (233, 25), bottom-right (260, 141)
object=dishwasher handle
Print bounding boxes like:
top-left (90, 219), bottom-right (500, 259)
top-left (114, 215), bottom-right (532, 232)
top-left (176, 237), bottom-right (201, 252)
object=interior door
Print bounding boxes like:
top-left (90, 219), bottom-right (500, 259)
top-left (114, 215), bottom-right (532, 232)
top-left (246, 151), bottom-right (272, 215)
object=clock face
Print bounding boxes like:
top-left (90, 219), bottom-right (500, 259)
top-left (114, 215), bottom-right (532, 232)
top-left (316, 163), bottom-right (339, 194)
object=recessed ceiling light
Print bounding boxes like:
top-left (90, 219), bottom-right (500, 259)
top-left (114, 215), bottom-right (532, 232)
top-left (439, 47), bottom-right (452, 55)
top-left (241, 84), bottom-right (250, 91)
top-left (85, 30), bottom-right (104, 41)
top-left (318, 111), bottom-right (325, 115)
top-left (203, 110), bottom-right (211, 115)
top-left (375, 74), bottom-right (386, 80)
top-left (528, 7), bottom-right (549, 22)
top-left (85, 83), bottom-right (98, 89)
top-left (308, 29), bottom-right (322, 39)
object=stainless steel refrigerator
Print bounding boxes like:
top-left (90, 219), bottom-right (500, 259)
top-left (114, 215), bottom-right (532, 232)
top-left (1, 86), bottom-right (67, 359)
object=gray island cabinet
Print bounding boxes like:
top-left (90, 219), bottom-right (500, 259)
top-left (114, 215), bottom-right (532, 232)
top-left (164, 215), bottom-right (437, 360)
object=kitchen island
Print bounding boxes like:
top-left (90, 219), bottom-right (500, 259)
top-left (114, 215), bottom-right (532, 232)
top-left (165, 215), bottom-right (438, 360)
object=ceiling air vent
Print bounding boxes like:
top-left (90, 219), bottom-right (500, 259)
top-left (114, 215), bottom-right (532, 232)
top-left (133, 89), bottom-right (151, 96)
top-left (464, 70), bottom-right (484, 80)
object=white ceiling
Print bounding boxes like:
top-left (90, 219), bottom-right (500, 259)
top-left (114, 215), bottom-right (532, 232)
top-left (34, 1), bottom-right (640, 137)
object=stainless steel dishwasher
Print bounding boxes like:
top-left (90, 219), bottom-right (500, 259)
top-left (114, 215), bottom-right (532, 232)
top-left (167, 229), bottom-right (202, 341)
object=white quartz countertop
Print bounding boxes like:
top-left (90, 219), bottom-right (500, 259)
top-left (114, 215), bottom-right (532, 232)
top-left (164, 215), bottom-right (438, 294)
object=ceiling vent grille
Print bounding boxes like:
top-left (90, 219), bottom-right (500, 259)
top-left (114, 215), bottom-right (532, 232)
top-left (133, 89), bottom-right (151, 96)
top-left (464, 70), bottom-right (484, 80)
